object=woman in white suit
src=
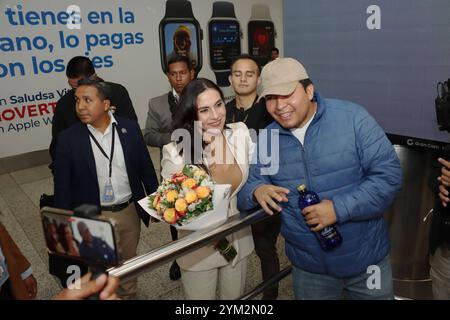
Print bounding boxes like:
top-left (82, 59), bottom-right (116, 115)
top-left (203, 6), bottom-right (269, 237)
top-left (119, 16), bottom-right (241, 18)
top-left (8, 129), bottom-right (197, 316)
top-left (161, 78), bottom-right (255, 300)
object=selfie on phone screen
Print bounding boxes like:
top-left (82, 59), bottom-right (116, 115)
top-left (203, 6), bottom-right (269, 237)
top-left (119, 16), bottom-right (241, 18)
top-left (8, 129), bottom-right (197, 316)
top-left (42, 211), bottom-right (118, 267)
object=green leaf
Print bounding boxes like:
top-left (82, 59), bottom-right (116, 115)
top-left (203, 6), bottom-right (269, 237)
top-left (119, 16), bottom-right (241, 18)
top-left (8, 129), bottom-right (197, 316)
top-left (182, 165), bottom-right (194, 177)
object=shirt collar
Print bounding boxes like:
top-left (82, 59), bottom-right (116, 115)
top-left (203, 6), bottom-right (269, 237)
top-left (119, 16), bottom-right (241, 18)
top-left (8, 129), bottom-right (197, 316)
top-left (172, 88), bottom-right (180, 102)
top-left (87, 111), bottom-right (117, 136)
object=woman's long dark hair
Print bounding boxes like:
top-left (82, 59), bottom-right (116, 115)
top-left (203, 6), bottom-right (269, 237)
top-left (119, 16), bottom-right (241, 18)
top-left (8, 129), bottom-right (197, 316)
top-left (171, 78), bottom-right (225, 170)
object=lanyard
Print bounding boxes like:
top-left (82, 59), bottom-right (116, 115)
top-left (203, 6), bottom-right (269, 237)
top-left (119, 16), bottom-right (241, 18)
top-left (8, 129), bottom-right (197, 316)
top-left (88, 123), bottom-right (116, 178)
top-left (232, 95), bottom-right (258, 123)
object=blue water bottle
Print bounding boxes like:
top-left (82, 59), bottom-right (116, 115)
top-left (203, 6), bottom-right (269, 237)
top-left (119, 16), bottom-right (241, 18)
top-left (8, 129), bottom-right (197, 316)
top-left (297, 184), bottom-right (343, 251)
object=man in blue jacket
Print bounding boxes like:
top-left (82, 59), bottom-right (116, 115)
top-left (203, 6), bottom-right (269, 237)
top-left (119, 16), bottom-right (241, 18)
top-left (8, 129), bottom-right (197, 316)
top-left (237, 58), bottom-right (402, 299)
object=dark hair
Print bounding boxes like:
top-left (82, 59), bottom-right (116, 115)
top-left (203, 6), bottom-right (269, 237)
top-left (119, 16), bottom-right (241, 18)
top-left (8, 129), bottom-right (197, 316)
top-left (271, 47), bottom-right (279, 54)
top-left (172, 78), bottom-right (224, 167)
top-left (77, 76), bottom-right (111, 101)
top-left (299, 79), bottom-right (315, 101)
top-left (299, 79), bottom-right (313, 90)
top-left (168, 55), bottom-right (193, 71)
top-left (230, 54), bottom-right (261, 75)
top-left (66, 56), bottom-right (95, 78)
top-left (57, 224), bottom-right (70, 252)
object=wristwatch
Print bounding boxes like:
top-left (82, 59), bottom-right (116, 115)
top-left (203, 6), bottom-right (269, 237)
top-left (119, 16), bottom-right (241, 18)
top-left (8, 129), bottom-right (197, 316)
top-left (208, 1), bottom-right (242, 87)
top-left (248, 4), bottom-right (276, 66)
top-left (159, 0), bottom-right (203, 74)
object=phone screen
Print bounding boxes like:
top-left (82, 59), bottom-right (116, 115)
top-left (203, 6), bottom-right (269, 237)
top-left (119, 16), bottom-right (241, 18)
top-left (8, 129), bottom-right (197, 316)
top-left (41, 209), bottom-right (118, 267)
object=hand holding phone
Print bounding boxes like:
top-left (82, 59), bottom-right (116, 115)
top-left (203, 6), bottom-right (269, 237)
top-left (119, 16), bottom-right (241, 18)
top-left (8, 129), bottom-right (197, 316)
top-left (54, 272), bottom-right (119, 300)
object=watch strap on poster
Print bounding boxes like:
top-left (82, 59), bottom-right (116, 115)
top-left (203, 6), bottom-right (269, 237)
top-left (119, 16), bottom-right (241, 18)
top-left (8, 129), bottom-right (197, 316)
top-left (214, 71), bottom-right (230, 87)
top-left (212, 1), bottom-right (236, 18)
top-left (164, 0), bottom-right (195, 19)
top-left (250, 4), bottom-right (271, 20)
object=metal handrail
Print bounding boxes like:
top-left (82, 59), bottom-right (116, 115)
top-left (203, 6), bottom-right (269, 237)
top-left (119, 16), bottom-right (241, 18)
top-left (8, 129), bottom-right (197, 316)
top-left (108, 208), bottom-right (272, 284)
top-left (238, 266), bottom-right (292, 300)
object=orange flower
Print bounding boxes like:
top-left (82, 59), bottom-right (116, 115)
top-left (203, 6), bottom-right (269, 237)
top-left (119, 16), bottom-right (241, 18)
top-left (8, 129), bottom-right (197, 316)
top-left (163, 208), bottom-right (177, 224)
top-left (175, 198), bottom-right (188, 213)
top-left (185, 191), bottom-right (198, 204)
top-left (182, 178), bottom-right (197, 189)
top-left (166, 190), bottom-right (178, 202)
top-left (196, 186), bottom-right (211, 199)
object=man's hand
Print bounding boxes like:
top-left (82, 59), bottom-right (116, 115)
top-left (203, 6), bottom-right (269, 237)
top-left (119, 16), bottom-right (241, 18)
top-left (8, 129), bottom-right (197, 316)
top-left (54, 272), bottom-right (119, 300)
top-left (23, 274), bottom-right (37, 299)
top-left (253, 184), bottom-right (290, 215)
top-left (438, 184), bottom-right (449, 207)
top-left (302, 199), bottom-right (337, 232)
top-left (437, 157), bottom-right (450, 207)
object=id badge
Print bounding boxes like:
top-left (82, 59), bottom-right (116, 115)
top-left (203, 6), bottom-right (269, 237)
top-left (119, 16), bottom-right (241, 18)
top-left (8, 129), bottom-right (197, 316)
top-left (102, 179), bottom-right (115, 203)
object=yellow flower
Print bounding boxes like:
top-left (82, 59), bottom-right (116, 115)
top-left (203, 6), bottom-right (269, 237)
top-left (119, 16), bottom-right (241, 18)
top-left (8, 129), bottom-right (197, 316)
top-left (182, 178), bottom-right (197, 189)
top-left (185, 191), bottom-right (198, 204)
top-left (163, 208), bottom-right (177, 224)
top-left (166, 190), bottom-right (178, 202)
top-left (196, 186), bottom-right (211, 199)
top-left (193, 170), bottom-right (207, 178)
top-left (175, 198), bottom-right (188, 213)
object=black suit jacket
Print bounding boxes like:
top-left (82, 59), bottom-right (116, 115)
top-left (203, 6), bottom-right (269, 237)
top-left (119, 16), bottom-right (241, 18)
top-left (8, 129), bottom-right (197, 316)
top-left (49, 82), bottom-right (138, 169)
top-left (53, 116), bottom-right (158, 226)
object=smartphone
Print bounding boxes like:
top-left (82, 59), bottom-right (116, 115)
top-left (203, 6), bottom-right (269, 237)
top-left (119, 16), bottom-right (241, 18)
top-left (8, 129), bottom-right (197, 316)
top-left (41, 207), bottom-right (119, 268)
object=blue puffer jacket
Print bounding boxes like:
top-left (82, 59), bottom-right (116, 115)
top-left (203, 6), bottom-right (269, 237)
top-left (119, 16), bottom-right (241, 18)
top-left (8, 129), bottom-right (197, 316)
top-left (237, 92), bottom-right (402, 278)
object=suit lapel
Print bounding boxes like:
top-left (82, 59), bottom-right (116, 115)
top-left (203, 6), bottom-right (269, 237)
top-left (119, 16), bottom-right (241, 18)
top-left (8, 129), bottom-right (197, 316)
top-left (116, 120), bottom-right (132, 172)
top-left (78, 125), bottom-right (97, 178)
top-left (224, 125), bottom-right (246, 199)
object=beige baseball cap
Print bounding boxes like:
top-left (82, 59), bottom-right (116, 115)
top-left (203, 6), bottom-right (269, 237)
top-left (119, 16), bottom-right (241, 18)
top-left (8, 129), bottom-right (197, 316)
top-left (259, 57), bottom-right (309, 99)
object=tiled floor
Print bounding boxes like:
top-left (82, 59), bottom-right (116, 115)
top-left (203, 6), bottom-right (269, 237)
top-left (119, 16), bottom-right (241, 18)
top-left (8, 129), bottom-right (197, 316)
top-left (0, 163), bottom-right (294, 300)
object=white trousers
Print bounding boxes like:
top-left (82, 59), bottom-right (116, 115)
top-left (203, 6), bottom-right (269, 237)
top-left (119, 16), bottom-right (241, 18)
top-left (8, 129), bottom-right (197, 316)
top-left (180, 257), bottom-right (248, 300)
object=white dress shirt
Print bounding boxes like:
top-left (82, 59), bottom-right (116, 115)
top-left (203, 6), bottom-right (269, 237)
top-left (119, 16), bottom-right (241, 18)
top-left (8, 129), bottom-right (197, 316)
top-left (87, 112), bottom-right (132, 205)
top-left (172, 88), bottom-right (180, 103)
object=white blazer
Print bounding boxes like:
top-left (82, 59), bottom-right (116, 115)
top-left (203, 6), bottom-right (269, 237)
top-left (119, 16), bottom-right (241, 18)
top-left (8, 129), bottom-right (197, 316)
top-left (161, 122), bottom-right (255, 271)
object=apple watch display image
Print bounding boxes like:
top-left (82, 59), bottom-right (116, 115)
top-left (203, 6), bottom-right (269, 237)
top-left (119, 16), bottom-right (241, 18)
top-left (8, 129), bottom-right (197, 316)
top-left (208, 1), bottom-right (241, 87)
top-left (248, 20), bottom-right (275, 66)
top-left (159, 0), bottom-right (203, 74)
top-left (208, 20), bottom-right (241, 71)
top-left (160, 22), bottom-right (200, 72)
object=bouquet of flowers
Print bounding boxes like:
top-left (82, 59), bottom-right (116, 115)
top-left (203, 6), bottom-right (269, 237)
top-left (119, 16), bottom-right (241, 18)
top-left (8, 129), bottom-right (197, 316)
top-left (149, 165), bottom-right (213, 225)
top-left (139, 165), bottom-right (231, 231)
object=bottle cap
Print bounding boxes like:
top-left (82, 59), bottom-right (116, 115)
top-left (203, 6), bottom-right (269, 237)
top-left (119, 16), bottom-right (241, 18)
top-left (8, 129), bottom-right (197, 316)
top-left (297, 184), bottom-right (306, 192)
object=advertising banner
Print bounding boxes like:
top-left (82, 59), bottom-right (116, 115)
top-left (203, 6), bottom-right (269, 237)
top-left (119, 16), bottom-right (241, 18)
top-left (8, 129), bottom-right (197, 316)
top-left (0, 0), bottom-right (283, 157)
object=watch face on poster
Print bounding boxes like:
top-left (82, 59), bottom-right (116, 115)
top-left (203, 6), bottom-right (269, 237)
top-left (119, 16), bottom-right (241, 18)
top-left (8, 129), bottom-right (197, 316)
top-left (159, 20), bottom-right (202, 74)
top-left (208, 20), bottom-right (241, 71)
top-left (248, 20), bottom-right (275, 66)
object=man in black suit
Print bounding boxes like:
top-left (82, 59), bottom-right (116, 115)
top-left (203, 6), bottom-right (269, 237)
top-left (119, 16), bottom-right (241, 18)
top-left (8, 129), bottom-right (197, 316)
top-left (53, 77), bottom-right (158, 299)
top-left (49, 56), bottom-right (138, 172)
top-left (47, 57), bottom-right (138, 287)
